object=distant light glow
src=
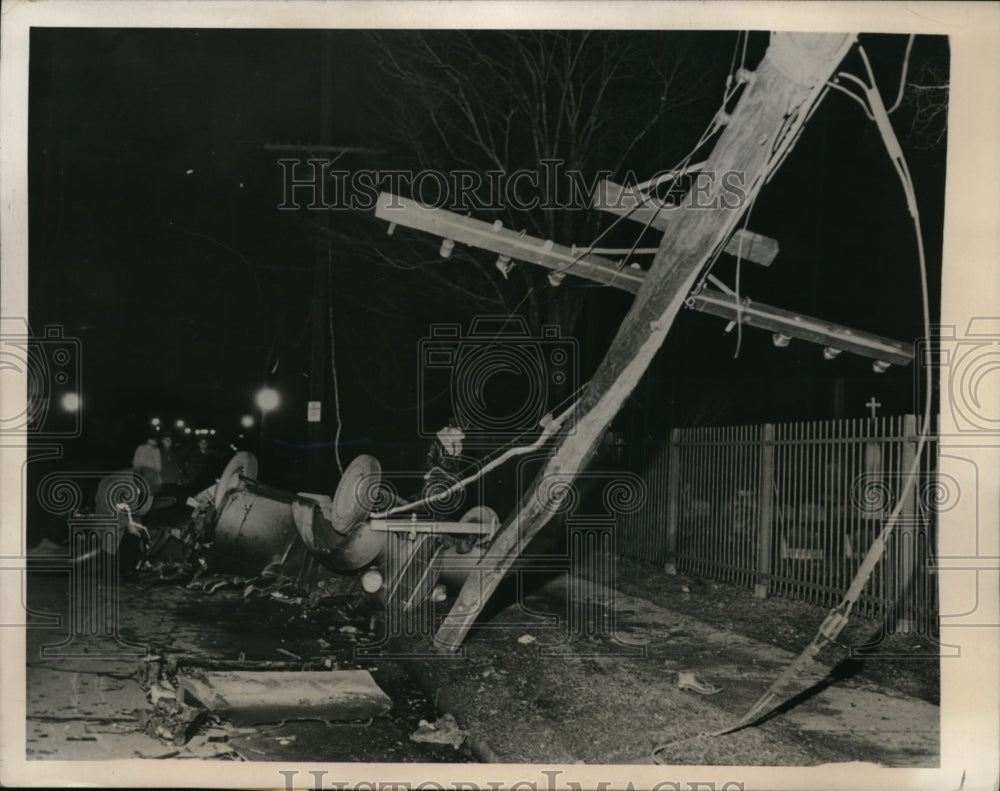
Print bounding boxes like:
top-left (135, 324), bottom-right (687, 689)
top-left (175, 419), bottom-right (185, 429)
top-left (209, 429), bottom-right (217, 435)
top-left (255, 387), bottom-right (280, 412)
top-left (151, 417), bottom-right (161, 427)
top-left (240, 415), bottom-right (255, 429)
top-left (61, 393), bottom-right (81, 412)
top-left (184, 426), bottom-right (192, 434)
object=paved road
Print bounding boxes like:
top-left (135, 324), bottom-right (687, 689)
top-left (22, 552), bottom-right (939, 767)
top-left (24, 564), bottom-right (473, 763)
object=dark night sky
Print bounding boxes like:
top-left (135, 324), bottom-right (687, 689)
top-left (27, 28), bottom-right (947, 482)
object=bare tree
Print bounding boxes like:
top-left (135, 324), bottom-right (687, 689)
top-left (900, 58), bottom-right (949, 150)
top-left (338, 30), bottom-right (716, 338)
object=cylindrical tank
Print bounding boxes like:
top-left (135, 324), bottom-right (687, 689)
top-left (209, 486), bottom-right (301, 576)
top-left (290, 454), bottom-right (394, 574)
top-left (291, 498), bottom-right (387, 573)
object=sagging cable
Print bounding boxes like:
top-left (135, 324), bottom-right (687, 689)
top-left (369, 398), bottom-right (581, 519)
top-left (653, 40), bottom-right (934, 764)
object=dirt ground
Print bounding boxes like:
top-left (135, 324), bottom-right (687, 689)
top-left (392, 562), bottom-right (939, 767)
top-left (595, 555), bottom-right (940, 705)
top-left (23, 543), bottom-right (939, 767)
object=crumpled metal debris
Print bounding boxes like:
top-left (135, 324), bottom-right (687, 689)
top-left (409, 713), bottom-right (467, 749)
top-left (136, 680), bottom-right (211, 746)
top-left (676, 671), bottom-right (722, 695)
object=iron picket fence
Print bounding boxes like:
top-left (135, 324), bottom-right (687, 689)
top-left (616, 416), bottom-right (938, 629)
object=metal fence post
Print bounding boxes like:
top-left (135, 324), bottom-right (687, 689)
top-left (893, 414), bottom-right (920, 632)
top-left (754, 424), bottom-right (776, 599)
top-left (663, 427), bottom-right (681, 575)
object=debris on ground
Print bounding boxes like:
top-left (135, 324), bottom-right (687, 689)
top-left (676, 671), bottom-right (722, 695)
top-left (178, 669), bottom-right (392, 726)
top-left (188, 573), bottom-right (246, 593)
top-left (147, 682), bottom-right (176, 707)
top-left (517, 634), bottom-right (536, 645)
top-left (270, 589), bottom-right (304, 605)
top-left (275, 647), bottom-right (301, 660)
top-left (409, 713), bottom-right (467, 749)
top-left (135, 680), bottom-right (212, 746)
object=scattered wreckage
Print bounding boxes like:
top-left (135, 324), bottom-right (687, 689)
top-left (67, 452), bottom-right (495, 754)
top-left (108, 450), bottom-right (501, 628)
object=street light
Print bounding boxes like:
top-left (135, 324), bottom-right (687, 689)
top-left (240, 415), bottom-right (255, 429)
top-left (254, 387), bottom-right (281, 460)
top-left (255, 387), bottom-right (280, 413)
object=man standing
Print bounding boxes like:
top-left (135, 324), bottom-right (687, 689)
top-left (132, 431), bottom-right (162, 492)
top-left (159, 433), bottom-right (180, 488)
top-left (423, 416), bottom-right (466, 515)
top-left (180, 436), bottom-right (222, 492)
top-left (425, 415), bottom-right (465, 476)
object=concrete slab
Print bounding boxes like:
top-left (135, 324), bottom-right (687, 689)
top-left (179, 669), bottom-right (392, 725)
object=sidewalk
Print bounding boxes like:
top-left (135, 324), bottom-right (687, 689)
top-left (397, 572), bottom-right (939, 766)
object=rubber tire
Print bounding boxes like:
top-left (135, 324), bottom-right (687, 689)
top-left (213, 451), bottom-right (259, 512)
top-left (330, 454), bottom-right (382, 535)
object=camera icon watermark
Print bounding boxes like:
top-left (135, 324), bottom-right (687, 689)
top-left (0, 318), bottom-right (82, 438)
top-left (16, 466), bottom-right (152, 657)
top-left (916, 318), bottom-right (1000, 434)
top-left (418, 316), bottom-right (577, 443)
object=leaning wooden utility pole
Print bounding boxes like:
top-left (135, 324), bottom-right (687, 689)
top-left (434, 32), bottom-right (856, 650)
